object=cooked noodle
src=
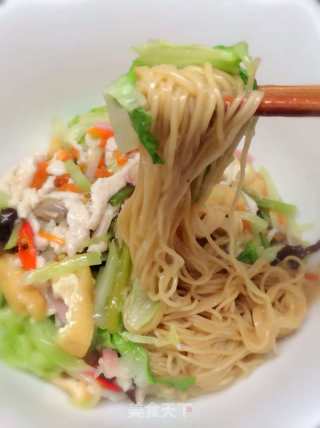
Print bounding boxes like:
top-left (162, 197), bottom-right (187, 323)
top-left (118, 63), bottom-right (307, 395)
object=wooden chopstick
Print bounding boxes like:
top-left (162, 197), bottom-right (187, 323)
top-left (225, 85), bottom-right (320, 116)
top-left (257, 85), bottom-right (320, 116)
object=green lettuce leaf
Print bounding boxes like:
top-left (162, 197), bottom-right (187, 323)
top-left (95, 331), bottom-right (195, 391)
top-left (105, 74), bottom-right (163, 164)
top-left (0, 307), bottom-right (85, 379)
top-left (95, 330), bottom-right (154, 387)
top-left (156, 375), bottom-right (196, 392)
top-left (239, 68), bottom-right (258, 89)
top-left (123, 279), bottom-right (163, 333)
top-left (66, 106), bottom-right (109, 145)
top-left (0, 292), bottom-right (5, 308)
top-left (133, 40), bottom-right (249, 74)
top-left (237, 240), bottom-right (260, 264)
top-left (106, 70), bottom-right (144, 113)
top-left (129, 108), bottom-right (163, 164)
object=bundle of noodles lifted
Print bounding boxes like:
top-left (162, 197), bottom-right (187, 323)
top-left (105, 41), bottom-right (307, 396)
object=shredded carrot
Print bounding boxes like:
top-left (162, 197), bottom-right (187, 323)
top-left (88, 127), bottom-right (114, 140)
top-left (305, 272), bottom-right (320, 282)
top-left (38, 230), bottom-right (65, 245)
top-left (277, 213), bottom-right (287, 226)
top-left (60, 183), bottom-right (81, 193)
top-left (31, 161), bottom-right (49, 189)
top-left (99, 138), bottom-right (107, 149)
top-left (56, 147), bottom-right (79, 161)
top-left (56, 149), bottom-right (71, 161)
top-left (114, 149), bottom-right (128, 166)
top-left (95, 165), bottom-right (112, 178)
top-left (236, 201), bottom-right (246, 211)
top-left (242, 220), bottom-right (252, 233)
top-left (54, 174), bottom-right (80, 192)
top-left (54, 174), bottom-right (70, 188)
top-left (70, 146), bottom-right (80, 160)
top-left (94, 155), bottom-right (111, 178)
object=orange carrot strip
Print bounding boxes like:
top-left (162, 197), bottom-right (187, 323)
top-left (88, 127), bottom-right (114, 140)
top-left (95, 155), bottom-right (112, 178)
top-left (70, 147), bottom-right (80, 160)
top-left (54, 174), bottom-right (80, 192)
top-left (242, 220), bottom-right (252, 233)
top-left (56, 148), bottom-right (79, 161)
top-left (99, 138), bottom-right (108, 149)
top-left (95, 165), bottom-right (112, 178)
top-left (56, 149), bottom-right (71, 161)
top-left (31, 161), bottom-right (49, 189)
top-left (38, 230), bottom-right (65, 245)
top-left (54, 174), bottom-right (70, 188)
top-left (277, 213), bottom-right (287, 226)
top-left (60, 183), bottom-right (81, 193)
top-left (305, 272), bottom-right (320, 282)
top-left (114, 149), bottom-right (128, 166)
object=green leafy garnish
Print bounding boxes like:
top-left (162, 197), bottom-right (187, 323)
top-left (104, 244), bottom-right (132, 333)
top-left (256, 198), bottom-right (296, 216)
top-left (0, 307), bottom-right (85, 379)
top-left (94, 240), bottom-right (121, 328)
top-left (129, 107), bottom-right (163, 164)
top-left (64, 160), bottom-right (91, 193)
top-left (95, 331), bottom-right (195, 391)
top-left (95, 331), bottom-right (154, 386)
top-left (123, 279), bottom-right (163, 333)
top-left (134, 40), bottom-right (249, 75)
top-left (259, 232), bottom-right (270, 249)
top-left (0, 292), bottom-right (5, 308)
top-left (66, 106), bottom-right (109, 145)
top-left (237, 241), bottom-right (259, 264)
top-left (109, 184), bottom-right (135, 207)
top-left (24, 252), bottom-right (102, 285)
top-left (106, 72), bottom-right (144, 112)
top-left (0, 191), bottom-right (9, 210)
top-left (105, 91), bottom-right (163, 163)
top-left (156, 375), bottom-right (196, 392)
top-left (239, 68), bottom-right (258, 89)
top-left (244, 189), bottom-right (296, 218)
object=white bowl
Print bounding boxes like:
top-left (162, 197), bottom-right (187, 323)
top-left (1, 1), bottom-right (320, 427)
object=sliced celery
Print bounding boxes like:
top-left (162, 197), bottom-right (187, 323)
top-left (94, 240), bottom-right (120, 328)
top-left (4, 222), bottom-right (21, 250)
top-left (123, 279), bottom-right (162, 332)
top-left (64, 160), bottom-right (91, 192)
top-left (24, 252), bottom-right (101, 285)
top-left (257, 198), bottom-right (296, 216)
top-left (0, 191), bottom-right (9, 210)
top-left (240, 212), bottom-right (268, 233)
top-left (104, 244), bottom-right (132, 333)
top-left (109, 184), bottom-right (135, 207)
